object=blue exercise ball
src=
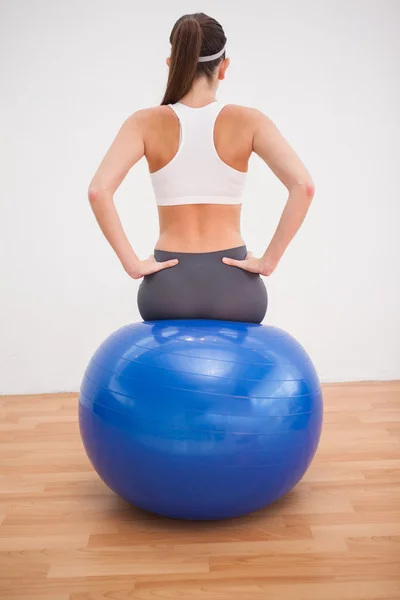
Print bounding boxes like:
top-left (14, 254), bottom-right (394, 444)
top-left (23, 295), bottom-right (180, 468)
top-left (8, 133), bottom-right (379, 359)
top-left (79, 320), bottom-right (322, 520)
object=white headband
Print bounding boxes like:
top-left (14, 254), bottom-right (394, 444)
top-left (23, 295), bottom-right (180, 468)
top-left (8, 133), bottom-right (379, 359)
top-left (198, 46), bottom-right (226, 63)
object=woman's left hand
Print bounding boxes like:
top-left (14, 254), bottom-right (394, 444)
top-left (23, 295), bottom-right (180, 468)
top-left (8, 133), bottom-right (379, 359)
top-left (222, 251), bottom-right (276, 276)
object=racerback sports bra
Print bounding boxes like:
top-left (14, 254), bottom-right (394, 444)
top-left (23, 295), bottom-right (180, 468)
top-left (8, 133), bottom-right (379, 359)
top-left (150, 101), bottom-right (247, 206)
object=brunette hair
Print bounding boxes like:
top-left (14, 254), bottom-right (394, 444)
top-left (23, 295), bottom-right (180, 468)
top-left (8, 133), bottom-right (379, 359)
top-left (161, 13), bottom-right (227, 106)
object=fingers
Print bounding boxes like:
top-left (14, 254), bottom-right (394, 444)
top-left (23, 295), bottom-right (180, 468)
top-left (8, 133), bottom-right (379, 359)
top-left (222, 257), bottom-right (247, 270)
top-left (156, 259), bottom-right (179, 271)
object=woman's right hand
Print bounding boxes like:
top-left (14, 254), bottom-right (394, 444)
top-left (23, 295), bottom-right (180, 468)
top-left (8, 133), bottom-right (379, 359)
top-left (124, 255), bottom-right (179, 280)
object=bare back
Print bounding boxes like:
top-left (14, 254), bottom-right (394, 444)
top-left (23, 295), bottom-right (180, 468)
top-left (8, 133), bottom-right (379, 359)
top-left (138, 104), bottom-right (254, 252)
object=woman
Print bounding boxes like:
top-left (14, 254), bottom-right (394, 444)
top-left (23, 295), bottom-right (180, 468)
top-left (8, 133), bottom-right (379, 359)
top-left (88, 13), bottom-right (314, 323)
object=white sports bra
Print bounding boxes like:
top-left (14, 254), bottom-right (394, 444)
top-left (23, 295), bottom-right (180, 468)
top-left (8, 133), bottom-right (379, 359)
top-left (150, 101), bottom-right (247, 206)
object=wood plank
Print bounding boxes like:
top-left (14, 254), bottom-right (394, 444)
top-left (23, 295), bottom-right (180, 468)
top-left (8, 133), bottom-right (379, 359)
top-left (0, 382), bottom-right (399, 599)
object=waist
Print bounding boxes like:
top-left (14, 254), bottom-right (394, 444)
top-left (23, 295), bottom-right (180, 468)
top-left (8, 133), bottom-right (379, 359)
top-left (154, 245), bottom-right (247, 263)
top-left (155, 233), bottom-right (245, 253)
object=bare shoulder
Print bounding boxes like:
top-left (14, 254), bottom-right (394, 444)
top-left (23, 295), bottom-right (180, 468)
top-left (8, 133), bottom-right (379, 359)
top-left (222, 104), bottom-right (253, 119)
top-left (223, 104), bottom-right (274, 130)
top-left (126, 106), bottom-right (174, 128)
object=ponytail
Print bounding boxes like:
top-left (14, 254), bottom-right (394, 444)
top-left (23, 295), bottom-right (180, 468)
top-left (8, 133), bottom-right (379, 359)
top-left (161, 17), bottom-right (202, 106)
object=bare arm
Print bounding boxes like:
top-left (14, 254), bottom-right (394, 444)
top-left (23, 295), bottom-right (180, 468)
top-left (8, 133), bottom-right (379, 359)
top-left (223, 109), bottom-right (314, 275)
top-left (88, 111), bottom-right (178, 278)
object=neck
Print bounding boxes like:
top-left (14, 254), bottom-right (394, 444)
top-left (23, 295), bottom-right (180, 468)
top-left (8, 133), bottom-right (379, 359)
top-left (180, 76), bottom-right (219, 108)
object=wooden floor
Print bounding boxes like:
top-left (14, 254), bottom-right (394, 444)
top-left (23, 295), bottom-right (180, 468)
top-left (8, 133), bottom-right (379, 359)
top-left (0, 382), bottom-right (399, 600)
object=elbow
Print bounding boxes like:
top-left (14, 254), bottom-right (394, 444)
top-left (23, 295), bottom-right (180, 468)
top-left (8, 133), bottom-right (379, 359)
top-left (305, 180), bottom-right (315, 202)
top-left (88, 185), bottom-right (99, 204)
top-left (88, 185), bottom-right (108, 205)
top-left (292, 180), bottom-right (315, 203)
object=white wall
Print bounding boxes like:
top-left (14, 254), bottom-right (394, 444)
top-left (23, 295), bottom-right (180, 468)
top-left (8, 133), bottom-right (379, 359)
top-left (1, 0), bottom-right (399, 394)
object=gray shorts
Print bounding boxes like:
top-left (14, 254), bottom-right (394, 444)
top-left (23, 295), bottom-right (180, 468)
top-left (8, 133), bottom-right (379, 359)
top-left (137, 246), bottom-right (267, 323)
